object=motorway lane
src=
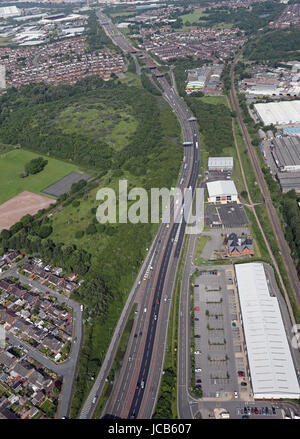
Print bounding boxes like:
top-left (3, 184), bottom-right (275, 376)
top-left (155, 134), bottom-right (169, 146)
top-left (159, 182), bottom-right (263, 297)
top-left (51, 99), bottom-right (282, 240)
top-left (81, 10), bottom-right (200, 419)
top-left (127, 117), bottom-right (200, 418)
top-left (80, 222), bottom-right (170, 418)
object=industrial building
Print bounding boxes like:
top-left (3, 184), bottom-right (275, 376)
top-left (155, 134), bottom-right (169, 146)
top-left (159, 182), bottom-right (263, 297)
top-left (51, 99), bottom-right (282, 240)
top-left (270, 136), bottom-right (300, 172)
top-left (254, 100), bottom-right (300, 126)
top-left (235, 262), bottom-right (300, 400)
top-left (206, 180), bottom-right (238, 204)
top-left (276, 172), bottom-right (300, 193)
top-left (208, 157), bottom-right (233, 172)
top-left (0, 6), bottom-right (20, 19)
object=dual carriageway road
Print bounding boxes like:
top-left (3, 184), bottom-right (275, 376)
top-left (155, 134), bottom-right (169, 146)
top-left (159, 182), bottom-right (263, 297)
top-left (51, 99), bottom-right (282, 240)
top-left (80, 10), bottom-right (200, 420)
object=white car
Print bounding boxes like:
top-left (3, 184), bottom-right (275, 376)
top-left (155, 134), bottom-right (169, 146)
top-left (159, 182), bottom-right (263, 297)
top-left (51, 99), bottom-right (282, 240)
top-left (234, 391), bottom-right (238, 398)
top-left (144, 307), bottom-right (147, 313)
top-left (195, 368), bottom-right (202, 372)
top-left (194, 351), bottom-right (201, 355)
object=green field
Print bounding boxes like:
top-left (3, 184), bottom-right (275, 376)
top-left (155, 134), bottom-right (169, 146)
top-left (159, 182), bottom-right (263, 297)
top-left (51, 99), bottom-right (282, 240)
top-left (0, 149), bottom-right (81, 204)
top-left (179, 9), bottom-right (208, 30)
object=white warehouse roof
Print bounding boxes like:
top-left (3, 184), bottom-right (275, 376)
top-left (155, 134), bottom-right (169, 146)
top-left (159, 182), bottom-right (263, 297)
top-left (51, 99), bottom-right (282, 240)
top-left (208, 157), bottom-right (233, 169)
top-left (235, 263), bottom-right (300, 399)
top-left (207, 180), bottom-right (237, 197)
top-left (0, 6), bottom-right (20, 18)
top-left (254, 100), bottom-right (300, 126)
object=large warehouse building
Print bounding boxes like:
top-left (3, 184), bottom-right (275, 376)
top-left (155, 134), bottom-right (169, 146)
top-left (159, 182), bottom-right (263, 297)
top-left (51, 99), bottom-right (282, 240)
top-left (254, 100), bottom-right (300, 126)
top-left (207, 180), bottom-right (238, 204)
top-left (235, 263), bottom-right (300, 400)
top-left (0, 6), bottom-right (20, 18)
top-left (271, 136), bottom-right (300, 172)
top-left (208, 157), bottom-right (233, 171)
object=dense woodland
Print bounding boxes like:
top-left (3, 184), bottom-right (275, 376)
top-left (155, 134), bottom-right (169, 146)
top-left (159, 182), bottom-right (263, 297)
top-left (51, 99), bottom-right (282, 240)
top-left (0, 66), bottom-right (182, 416)
top-left (201, 2), bottom-right (285, 34)
top-left (185, 97), bottom-right (235, 155)
top-left (244, 27), bottom-right (300, 64)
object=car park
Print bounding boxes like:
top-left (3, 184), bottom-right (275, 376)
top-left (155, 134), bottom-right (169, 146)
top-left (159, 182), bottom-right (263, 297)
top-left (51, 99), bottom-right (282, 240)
top-left (241, 381), bottom-right (247, 386)
top-left (194, 350), bottom-right (201, 355)
top-left (237, 371), bottom-right (245, 377)
top-left (234, 391), bottom-right (238, 398)
top-left (195, 368), bottom-right (202, 372)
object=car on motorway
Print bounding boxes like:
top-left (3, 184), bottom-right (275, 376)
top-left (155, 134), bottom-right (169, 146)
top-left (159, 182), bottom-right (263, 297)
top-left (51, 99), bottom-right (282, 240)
top-left (156, 298), bottom-right (160, 304)
top-left (154, 314), bottom-right (157, 321)
top-left (144, 307), bottom-right (147, 313)
top-left (141, 380), bottom-right (145, 389)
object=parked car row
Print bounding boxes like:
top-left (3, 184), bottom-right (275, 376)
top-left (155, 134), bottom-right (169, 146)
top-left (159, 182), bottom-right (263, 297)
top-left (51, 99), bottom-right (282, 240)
top-left (237, 406), bottom-right (276, 416)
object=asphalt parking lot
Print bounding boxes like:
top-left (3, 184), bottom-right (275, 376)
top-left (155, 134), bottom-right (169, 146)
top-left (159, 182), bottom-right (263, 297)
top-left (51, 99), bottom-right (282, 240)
top-left (205, 203), bottom-right (249, 228)
top-left (193, 267), bottom-right (240, 399)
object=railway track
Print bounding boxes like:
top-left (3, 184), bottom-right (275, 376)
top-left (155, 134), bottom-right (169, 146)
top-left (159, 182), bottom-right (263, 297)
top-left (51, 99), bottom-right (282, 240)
top-left (230, 56), bottom-right (300, 310)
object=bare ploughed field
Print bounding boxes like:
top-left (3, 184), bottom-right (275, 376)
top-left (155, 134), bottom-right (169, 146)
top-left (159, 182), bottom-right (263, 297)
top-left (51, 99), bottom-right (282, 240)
top-left (0, 191), bottom-right (54, 231)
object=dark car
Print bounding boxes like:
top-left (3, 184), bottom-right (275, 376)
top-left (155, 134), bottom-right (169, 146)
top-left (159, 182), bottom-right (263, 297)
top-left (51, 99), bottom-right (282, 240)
top-left (194, 335), bottom-right (200, 338)
top-left (272, 407), bottom-right (276, 415)
top-left (242, 415), bottom-right (249, 419)
top-left (241, 382), bottom-right (247, 386)
top-left (196, 379), bottom-right (202, 383)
